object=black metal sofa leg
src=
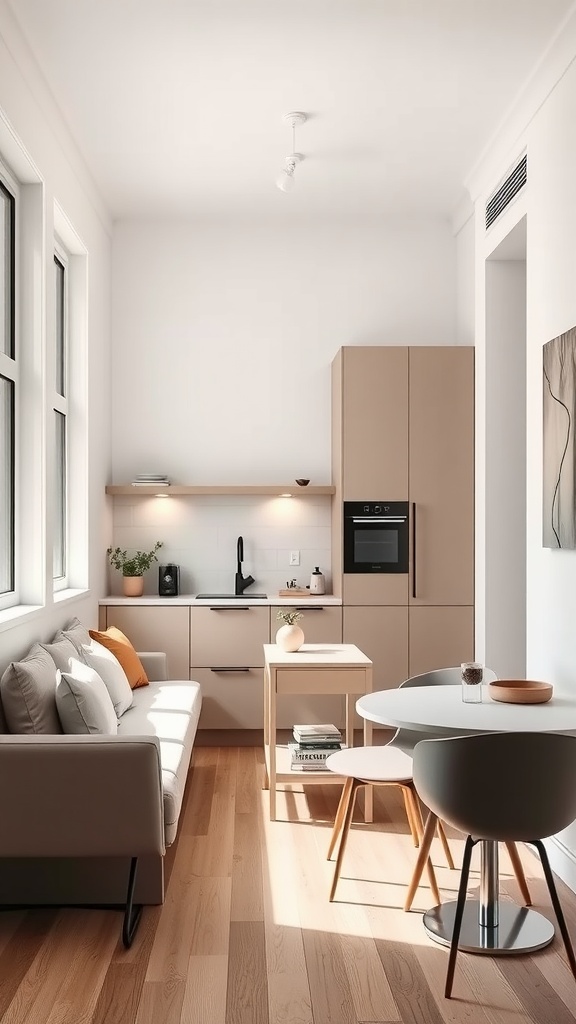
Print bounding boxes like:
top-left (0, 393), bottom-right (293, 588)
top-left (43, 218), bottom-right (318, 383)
top-left (122, 857), bottom-right (143, 948)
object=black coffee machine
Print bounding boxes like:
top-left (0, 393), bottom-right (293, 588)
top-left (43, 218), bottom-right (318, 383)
top-left (158, 564), bottom-right (180, 597)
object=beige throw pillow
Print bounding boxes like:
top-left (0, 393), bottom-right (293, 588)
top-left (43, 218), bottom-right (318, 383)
top-left (0, 643), bottom-right (62, 734)
top-left (56, 658), bottom-right (118, 735)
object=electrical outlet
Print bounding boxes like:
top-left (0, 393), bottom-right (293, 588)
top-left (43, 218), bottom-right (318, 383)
top-left (289, 550), bottom-right (300, 566)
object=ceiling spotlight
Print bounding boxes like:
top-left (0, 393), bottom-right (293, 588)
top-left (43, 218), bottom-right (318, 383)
top-left (276, 112), bottom-right (306, 193)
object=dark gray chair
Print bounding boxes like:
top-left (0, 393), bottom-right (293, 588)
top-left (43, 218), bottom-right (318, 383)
top-left (400, 667), bottom-right (531, 911)
top-left (413, 732), bottom-right (576, 998)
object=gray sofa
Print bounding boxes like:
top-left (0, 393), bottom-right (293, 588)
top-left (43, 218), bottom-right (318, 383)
top-left (0, 627), bottom-right (202, 922)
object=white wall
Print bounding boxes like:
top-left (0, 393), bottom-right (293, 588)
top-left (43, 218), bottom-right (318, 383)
top-left (467, 25), bottom-right (576, 886)
top-left (0, 1), bottom-right (112, 667)
top-left (111, 218), bottom-right (456, 485)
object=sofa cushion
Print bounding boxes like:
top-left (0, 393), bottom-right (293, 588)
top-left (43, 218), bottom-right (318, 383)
top-left (89, 628), bottom-right (149, 689)
top-left (80, 638), bottom-right (133, 717)
top-left (57, 617), bottom-right (92, 653)
top-left (41, 636), bottom-right (83, 675)
top-left (0, 643), bottom-right (61, 734)
top-left (117, 679), bottom-right (202, 844)
top-left (56, 659), bottom-right (118, 735)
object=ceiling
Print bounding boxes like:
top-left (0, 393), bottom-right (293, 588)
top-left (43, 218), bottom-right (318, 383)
top-left (7, 0), bottom-right (573, 220)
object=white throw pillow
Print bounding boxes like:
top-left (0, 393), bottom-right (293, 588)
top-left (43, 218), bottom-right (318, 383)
top-left (80, 638), bottom-right (133, 717)
top-left (56, 658), bottom-right (118, 735)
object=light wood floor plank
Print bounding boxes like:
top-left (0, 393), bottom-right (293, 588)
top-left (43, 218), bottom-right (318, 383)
top-left (226, 921), bottom-right (268, 1024)
top-left (180, 954), bottom-right (228, 1024)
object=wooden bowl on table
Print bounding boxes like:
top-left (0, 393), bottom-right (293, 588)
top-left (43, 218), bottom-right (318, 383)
top-left (488, 680), bottom-right (554, 705)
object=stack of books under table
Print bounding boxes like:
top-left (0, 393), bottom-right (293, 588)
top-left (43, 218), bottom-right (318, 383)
top-left (289, 724), bottom-right (343, 771)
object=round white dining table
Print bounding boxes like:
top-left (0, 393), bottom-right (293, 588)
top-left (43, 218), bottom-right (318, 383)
top-left (356, 684), bottom-right (576, 957)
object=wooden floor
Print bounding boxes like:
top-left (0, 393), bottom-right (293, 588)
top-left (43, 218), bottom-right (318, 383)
top-left (1, 746), bottom-right (576, 1023)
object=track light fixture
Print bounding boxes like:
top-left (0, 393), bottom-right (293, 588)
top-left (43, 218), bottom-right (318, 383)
top-left (276, 112), bottom-right (306, 193)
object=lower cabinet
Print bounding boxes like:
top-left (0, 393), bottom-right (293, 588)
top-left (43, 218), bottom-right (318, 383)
top-left (191, 605), bottom-right (269, 730)
top-left (343, 604), bottom-right (474, 690)
top-left (100, 605), bottom-right (190, 680)
top-left (408, 606), bottom-right (474, 677)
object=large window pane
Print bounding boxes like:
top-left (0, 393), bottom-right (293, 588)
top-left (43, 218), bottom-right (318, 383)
top-left (54, 255), bottom-right (65, 396)
top-left (53, 410), bottom-right (66, 580)
top-left (0, 182), bottom-right (15, 359)
top-left (0, 375), bottom-right (14, 594)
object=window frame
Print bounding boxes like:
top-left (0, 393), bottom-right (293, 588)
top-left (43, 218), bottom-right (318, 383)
top-left (53, 243), bottom-right (69, 591)
top-left (0, 165), bottom-right (18, 610)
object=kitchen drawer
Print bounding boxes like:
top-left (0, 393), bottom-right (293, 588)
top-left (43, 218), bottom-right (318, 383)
top-left (270, 605), bottom-right (342, 644)
top-left (193, 668), bottom-right (263, 729)
top-left (191, 605), bottom-right (269, 667)
top-left (274, 668), bottom-right (368, 696)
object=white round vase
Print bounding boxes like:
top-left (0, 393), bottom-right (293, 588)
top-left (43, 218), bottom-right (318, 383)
top-left (275, 624), bottom-right (304, 652)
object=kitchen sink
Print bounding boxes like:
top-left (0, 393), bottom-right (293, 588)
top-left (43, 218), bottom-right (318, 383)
top-left (195, 593), bottom-right (268, 599)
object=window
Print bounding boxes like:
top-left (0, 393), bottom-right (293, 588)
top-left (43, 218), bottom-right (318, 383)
top-left (53, 250), bottom-right (68, 587)
top-left (0, 177), bottom-right (16, 604)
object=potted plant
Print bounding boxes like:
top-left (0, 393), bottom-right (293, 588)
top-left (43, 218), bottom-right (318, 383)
top-left (275, 608), bottom-right (304, 652)
top-left (107, 541), bottom-right (163, 597)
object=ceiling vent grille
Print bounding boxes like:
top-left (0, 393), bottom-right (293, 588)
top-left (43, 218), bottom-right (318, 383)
top-left (485, 154), bottom-right (527, 230)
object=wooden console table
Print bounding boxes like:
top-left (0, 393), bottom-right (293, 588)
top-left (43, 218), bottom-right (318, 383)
top-left (263, 643), bottom-right (373, 820)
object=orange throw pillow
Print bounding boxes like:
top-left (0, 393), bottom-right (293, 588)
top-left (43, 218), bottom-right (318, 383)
top-left (88, 627), bottom-right (149, 689)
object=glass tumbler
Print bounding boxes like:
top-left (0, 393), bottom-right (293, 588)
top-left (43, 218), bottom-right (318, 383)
top-left (461, 662), bottom-right (484, 703)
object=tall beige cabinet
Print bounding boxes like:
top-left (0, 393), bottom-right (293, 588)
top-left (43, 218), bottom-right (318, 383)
top-left (332, 345), bottom-right (474, 690)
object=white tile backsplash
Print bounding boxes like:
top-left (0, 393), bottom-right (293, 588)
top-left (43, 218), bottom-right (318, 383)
top-left (108, 495), bottom-right (333, 596)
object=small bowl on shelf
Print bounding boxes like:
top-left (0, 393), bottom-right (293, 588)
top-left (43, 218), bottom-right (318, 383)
top-left (488, 680), bottom-right (553, 705)
top-left (295, 478), bottom-right (310, 487)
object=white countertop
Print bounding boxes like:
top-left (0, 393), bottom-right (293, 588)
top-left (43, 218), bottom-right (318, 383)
top-left (98, 594), bottom-right (342, 606)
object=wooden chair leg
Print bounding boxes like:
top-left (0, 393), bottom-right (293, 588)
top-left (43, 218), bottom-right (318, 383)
top-left (401, 784), bottom-right (420, 847)
top-left (504, 841), bottom-right (532, 906)
top-left (327, 777), bottom-right (353, 861)
top-left (329, 779), bottom-right (361, 902)
top-left (436, 819), bottom-right (455, 870)
top-left (403, 796), bottom-right (441, 909)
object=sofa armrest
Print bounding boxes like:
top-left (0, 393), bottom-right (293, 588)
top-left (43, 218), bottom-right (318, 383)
top-left (0, 735), bottom-right (165, 858)
top-left (137, 651), bottom-right (168, 681)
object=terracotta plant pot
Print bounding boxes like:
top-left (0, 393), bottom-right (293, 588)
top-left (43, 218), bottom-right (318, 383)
top-left (122, 575), bottom-right (144, 597)
top-left (275, 623), bottom-right (304, 653)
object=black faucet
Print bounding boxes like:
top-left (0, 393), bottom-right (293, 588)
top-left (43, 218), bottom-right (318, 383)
top-left (235, 536), bottom-right (255, 595)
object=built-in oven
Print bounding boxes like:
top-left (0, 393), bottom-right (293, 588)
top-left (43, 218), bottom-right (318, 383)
top-left (343, 501), bottom-right (409, 574)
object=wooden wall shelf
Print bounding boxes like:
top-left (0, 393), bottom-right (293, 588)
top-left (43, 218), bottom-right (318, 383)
top-left (105, 484), bottom-right (336, 496)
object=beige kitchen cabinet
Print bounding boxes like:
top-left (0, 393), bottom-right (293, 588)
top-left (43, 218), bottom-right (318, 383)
top-left (271, 604), bottom-right (344, 728)
top-left (333, 345), bottom-right (409, 501)
top-left (99, 605), bottom-right (190, 680)
top-left (332, 344), bottom-right (475, 688)
top-left (343, 605), bottom-right (408, 692)
top-left (190, 605), bottom-right (269, 729)
top-left (409, 606), bottom-right (474, 677)
top-left (409, 347), bottom-right (474, 606)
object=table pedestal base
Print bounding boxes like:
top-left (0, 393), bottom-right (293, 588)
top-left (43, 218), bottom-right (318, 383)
top-left (423, 901), bottom-right (555, 955)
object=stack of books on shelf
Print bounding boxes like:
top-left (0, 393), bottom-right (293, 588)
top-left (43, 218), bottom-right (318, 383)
top-left (289, 723), bottom-right (343, 771)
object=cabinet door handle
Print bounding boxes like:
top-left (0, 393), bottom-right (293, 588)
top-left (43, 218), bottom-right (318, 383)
top-left (209, 606), bottom-right (250, 611)
top-left (412, 501), bottom-right (417, 599)
top-left (296, 606), bottom-right (324, 611)
top-left (210, 667), bottom-right (250, 673)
